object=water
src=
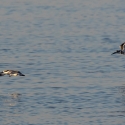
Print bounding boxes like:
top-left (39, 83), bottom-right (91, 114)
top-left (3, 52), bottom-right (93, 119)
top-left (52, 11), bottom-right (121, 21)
top-left (0, 0), bottom-right (125, 124)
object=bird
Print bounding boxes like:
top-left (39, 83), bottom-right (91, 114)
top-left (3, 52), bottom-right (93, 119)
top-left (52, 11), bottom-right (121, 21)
top-left (0, 70), bottom-right (25, 77)
top-left (11, 93), bottom-right (21, 98)
top-left (111, 42), bottom-right (125, 55)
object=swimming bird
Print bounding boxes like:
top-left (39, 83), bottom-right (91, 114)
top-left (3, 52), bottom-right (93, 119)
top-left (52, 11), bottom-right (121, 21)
top-left (111, 42), bottom-right (125, 55)
top-left (11, 93), bottom-right (22, 98)
top-left (0, 70), bottom-right (25, 77)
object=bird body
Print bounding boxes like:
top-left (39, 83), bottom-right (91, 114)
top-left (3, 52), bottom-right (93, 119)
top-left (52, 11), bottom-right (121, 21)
top-left (120, 42), bottom-right (125, 51)
top-left (0, 70), bottom-right (25, 77)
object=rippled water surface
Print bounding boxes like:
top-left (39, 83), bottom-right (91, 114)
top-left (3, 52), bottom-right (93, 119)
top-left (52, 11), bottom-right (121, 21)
top-left (1, 0), bottom-right (125, 125)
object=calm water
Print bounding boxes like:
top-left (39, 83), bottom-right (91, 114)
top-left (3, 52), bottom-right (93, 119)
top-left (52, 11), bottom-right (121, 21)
top-left (0, 0), bottom-right (125, 124)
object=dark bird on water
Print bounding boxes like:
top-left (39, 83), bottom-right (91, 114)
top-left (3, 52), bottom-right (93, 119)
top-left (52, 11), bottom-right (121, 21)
top-left (0, 70), bottom-right (25, 77)
top-left (112, 42), bottom-right (125, 55)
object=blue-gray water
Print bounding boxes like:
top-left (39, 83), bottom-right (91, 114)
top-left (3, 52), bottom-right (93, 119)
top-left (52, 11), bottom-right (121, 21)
top-left (0, 0), bottom-right (125, 125)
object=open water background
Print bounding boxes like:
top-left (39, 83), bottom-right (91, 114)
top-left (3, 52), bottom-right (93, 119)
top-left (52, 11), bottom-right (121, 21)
top-left (0, 0), bottom-right (125, 124)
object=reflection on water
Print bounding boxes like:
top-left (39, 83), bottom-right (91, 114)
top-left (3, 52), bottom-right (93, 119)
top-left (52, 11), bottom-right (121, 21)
top-left (0, 0), bottom-right (125, 124)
